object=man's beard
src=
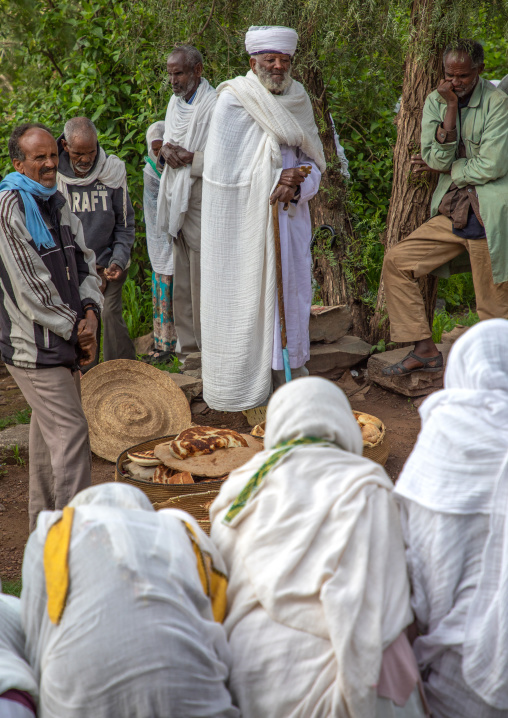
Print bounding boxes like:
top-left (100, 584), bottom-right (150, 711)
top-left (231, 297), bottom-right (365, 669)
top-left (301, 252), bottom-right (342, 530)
top-left (172, 76), bottom-right (198, 98)
top-left (255, 63), bottom-right (292, 94)
top-left (71, 159), bottom-right (93, 177)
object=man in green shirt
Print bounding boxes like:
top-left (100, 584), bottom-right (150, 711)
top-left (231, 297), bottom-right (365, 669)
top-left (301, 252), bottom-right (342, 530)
top-left (382, 39), bottom-right (508, 376)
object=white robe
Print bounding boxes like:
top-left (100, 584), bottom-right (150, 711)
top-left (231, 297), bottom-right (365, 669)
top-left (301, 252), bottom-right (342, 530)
top-left (201, 72), bottom-right (325, 411)
top-left (272, 145), bottom-right (321, 370)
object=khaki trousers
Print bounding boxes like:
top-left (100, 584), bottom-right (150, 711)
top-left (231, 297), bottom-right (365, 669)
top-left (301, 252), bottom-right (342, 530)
top-left (7, 364), bottom-right (92, 531)
top-left (173, 179), bottom-right (202, 360)
top-left (383, 215), bottom-right (508, 342)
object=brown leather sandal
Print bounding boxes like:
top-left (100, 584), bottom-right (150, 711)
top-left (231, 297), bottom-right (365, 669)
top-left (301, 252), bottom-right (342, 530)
top-left (382, 350), bottom-right (443, 376)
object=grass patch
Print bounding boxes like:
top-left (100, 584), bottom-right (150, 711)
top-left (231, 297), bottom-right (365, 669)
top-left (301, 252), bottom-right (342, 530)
top-left (0, 408), bottom-right (31, 431)
top-left (2, 578), bottom-right (22, 597)
top-left (432, 308), bottom-right (479, 344)
top-left (152, 356), bottom-right (181, 373)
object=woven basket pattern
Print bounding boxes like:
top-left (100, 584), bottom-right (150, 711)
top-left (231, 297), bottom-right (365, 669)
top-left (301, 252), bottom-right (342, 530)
top-left (243, 405), bottom-right (268, 426)
top-left (116, 436), bottom-right (223, 533)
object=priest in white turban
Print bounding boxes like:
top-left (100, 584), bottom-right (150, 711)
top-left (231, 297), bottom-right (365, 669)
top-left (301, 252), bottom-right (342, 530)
top-left (201, 25), bottom-right (326, 411)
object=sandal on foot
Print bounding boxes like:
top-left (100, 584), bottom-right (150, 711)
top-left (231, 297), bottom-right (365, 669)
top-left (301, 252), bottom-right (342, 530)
top-left (382, 350), bottom-right (443, 377)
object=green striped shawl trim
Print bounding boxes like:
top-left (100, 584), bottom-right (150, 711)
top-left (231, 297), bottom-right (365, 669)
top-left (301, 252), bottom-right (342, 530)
top-left (223, 436), bottom-right (335, 525)
top-left (145, 156), bottom-right (161, 178)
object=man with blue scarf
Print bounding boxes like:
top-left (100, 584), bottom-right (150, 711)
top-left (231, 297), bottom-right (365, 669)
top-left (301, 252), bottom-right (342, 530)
top-left (0, 123), bottom-right (103, 531)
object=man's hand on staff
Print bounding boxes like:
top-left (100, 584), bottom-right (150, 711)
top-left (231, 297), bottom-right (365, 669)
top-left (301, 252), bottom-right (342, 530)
top-left (77, 310), bottom-right (98, 366)
top-left (278, 167), bottom-right (307, 188)
top-left (160, 142), bottom-right (194, 168)
top-left (410, 153), bottom-right (451, 176)
top-left (270, 184), bottom-right (296, 205)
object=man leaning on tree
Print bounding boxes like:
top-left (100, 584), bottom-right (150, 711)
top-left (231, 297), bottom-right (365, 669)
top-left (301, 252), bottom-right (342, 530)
top-left (382, 39), bottom-right (508, 376)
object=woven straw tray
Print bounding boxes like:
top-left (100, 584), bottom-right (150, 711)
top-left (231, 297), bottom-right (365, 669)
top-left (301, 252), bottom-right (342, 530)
top-left (116, 435), bottom-right (224, 534)
top-left (352, 410), bottom-right (390, 466)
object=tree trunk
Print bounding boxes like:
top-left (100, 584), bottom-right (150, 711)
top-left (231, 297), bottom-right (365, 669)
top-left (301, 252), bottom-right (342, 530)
top-left (369, 0), bottom-right (444, 343)
top-left (302, 65), bottom-right (371, 336)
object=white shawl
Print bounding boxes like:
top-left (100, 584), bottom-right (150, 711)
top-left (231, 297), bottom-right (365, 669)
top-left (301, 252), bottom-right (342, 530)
top-left (157, 78), bottom-right (216, 238)
top-left (201, 71), bottom-right (325, 411)
top-left (0, 593), bottom-right (38, 700)
top-left (210, 377), bottom-right (413, 717)
top-left (396, 319), bottom-right (508, 709)
top-left (57, 146), bottom-right (128, 226)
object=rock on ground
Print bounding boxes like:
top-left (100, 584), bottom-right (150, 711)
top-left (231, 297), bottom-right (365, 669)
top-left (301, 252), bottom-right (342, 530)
top-left (168, 373), bottom-right (202, 402)
top-left (307, 336), bottom-right (371, 380)
top-left (309, 305), bottom-right (352, 344)
top-left (0, 424), bottom-right (30, 461)
top-left (182, 352), bottom-right (201, 372)
top-left (441, 325), bottom-right (469, 344)
top-left (134, 332), bottom-right (154, 355)
top-left (368, 344), bottom-right (451, 397)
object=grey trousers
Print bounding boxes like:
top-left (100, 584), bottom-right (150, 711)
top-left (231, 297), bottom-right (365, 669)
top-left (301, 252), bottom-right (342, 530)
top-left (272, 365), bottom-right (309, 391)
top-left (173, 179), bottom-right (202, 361)
top-left (7, 364), bottom-right (92, 531)
top-left (102, 273), bottom-right (136, 362)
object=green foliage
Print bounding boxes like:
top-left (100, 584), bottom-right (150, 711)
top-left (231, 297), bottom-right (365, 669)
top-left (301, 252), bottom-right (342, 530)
top-left (0, 408), bottom-right (32, 431)
top-left (10, 444), bottom-right (25, 466)
top-left (432, 308), bottom-right (479, 343)
top-left (152, 356), bottom-right (181, 373)
top-left (122, 273), bottom-right (152, 339)
top-left (1, 579), bottom-right (22, 597)
top-left (370, 338), bottom-right (396, 354)
top-left (437, 273), bottom-right (476, 311)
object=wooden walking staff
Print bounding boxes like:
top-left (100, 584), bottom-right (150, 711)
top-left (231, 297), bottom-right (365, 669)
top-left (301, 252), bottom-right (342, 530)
top-left (272, 200), bottom-right (292, 383)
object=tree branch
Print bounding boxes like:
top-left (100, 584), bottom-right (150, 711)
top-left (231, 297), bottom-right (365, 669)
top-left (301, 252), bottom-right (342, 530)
top-left (41, 49), bottom-right (64, 78)
top-left (187, 0), bottom-right (216, 42)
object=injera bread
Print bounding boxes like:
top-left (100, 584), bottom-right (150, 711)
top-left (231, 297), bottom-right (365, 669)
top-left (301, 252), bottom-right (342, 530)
top-left (154, 434), bottom-right (263, 477)
top-left (81, 359), bottom-right (192, 462)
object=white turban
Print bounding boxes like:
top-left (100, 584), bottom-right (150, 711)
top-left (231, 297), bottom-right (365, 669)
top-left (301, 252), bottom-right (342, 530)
top-left (245, 25), bottom-right (298, 57)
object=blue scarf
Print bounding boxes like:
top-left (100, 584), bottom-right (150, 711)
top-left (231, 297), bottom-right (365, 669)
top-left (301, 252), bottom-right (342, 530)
top-left (0, 172), bottom-right (58, 250)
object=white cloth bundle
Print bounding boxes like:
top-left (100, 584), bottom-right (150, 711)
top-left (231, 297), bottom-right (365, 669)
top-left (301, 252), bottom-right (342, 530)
top-left (0, 593), bottom-right (38, 701)
top-left (157, 79), bottom-right (216, 238)
top-left (57, 146), bottom-right (128, 226)
top-left (201, 71), bottom-right (325, 410)
top-left (395, 319), bottom-right (508, 711)
top-left (21, 484), bottom-right (239, 718)
top-left (144, 121), bottom-right (173, 274)
top-left (211, 377), bottom-right (413, 717)
top-left (245, 25), bottom-right (298, 56)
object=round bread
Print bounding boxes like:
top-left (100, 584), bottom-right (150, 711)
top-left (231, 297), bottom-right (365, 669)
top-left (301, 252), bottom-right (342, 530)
top-left (154, 434), bottom-right (263, 477)
top-left (81, 360), bottom-right (192, 462)
top-left (361, 423), bottom-right (381, 444)
top-left (127, 450), bottom-right (160, 467)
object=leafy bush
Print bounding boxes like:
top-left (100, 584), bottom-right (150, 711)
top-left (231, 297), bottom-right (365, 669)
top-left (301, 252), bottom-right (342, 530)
top-left (122, 273), bottom-right (152, 339)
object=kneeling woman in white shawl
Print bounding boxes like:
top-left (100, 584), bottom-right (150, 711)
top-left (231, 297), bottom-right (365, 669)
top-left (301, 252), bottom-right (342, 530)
top-left (395, 319), bottom-right (508, 718)
top-left (21, 484), bottom-right (239, 718)
top-left (210, 377), bottom-right (428, 718)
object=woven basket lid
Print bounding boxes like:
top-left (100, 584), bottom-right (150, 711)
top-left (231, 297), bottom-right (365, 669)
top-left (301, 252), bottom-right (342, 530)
top-left (81, 360), bottom-right (192, 462)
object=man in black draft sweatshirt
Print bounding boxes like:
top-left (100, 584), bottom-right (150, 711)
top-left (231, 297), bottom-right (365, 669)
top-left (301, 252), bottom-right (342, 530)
top-left (57, 117), bottom-right (136, 365)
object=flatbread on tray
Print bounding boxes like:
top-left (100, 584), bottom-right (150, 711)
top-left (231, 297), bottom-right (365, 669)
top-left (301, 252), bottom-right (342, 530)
top-left (154, 434), bottom-right (263, 477)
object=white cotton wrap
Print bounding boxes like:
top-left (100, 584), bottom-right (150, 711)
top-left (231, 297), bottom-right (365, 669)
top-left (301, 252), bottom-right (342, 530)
top-left (21, 483), bottom-right (239, 718)
top-left (156, 79), bottom-right (216, 238)
top-left (201, 71), bottom-right (325, 411)
top-left (0, 593), bottom-right (38, 702)
top-left (210, 377), bottom-right (413, 717)
top-left (144, 121), bottom-right (173, 275)
top-left (396, 319), bottom-right (508, 710)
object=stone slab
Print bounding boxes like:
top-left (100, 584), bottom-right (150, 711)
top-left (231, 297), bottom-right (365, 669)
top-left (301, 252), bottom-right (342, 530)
top-left (307, 336), bottom-right (371, 380)
top-left (134, 331), bottom-right (154, 355)
top-left (168, 373), bottom-right (202, 402)
top-left (309, 305), bottom-right (352, 344)
top-left (182, 352), bottom-right (201, 372)
top-left (368, 344), bottom-right (451, 397)
top-left (191, 401), bottom-right (208, 415)
top-left (0, 424), bottom-right (30, 460)
top-left (441, 325), bottom-right (469, 344)
top-left (182, 368), bottom-right (202, 379)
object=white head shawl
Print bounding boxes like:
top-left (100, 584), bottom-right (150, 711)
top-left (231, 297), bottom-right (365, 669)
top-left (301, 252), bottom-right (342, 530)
top-left (245, 25), bottom-right (298, 56)
top-left (0, 593), bottom-right (38, 699)
top-left (146, 121), bottom-right (166, 165)
top-left (69, 483), bottom-right (154, 511)
top-left (210, 377), bottom-right (412, 717)
top-left (395, 319), bottom-right (508, 708)
top-left (395, 319), bottom-right (508, 514)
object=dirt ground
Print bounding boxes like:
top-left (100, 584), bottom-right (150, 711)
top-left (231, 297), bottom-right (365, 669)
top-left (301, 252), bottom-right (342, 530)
top-left (0, 368), bottom-right (422, 582)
